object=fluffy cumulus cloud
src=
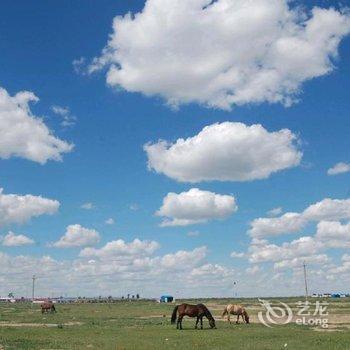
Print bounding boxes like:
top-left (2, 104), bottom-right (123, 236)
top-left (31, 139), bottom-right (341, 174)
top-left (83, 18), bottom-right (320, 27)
top-left (0, 87), bottom-right (73, 163)
top-left (145, 122), bottom-right (302, 183)
top-left (233, 198), bottom-right (350, 280)
top-left (89, 0), bottom-right (350, 109)
top-left (160, 247), bottom-right (207, 269)
top-left (156, 188), bottom-right (237, 226)
top-left (0, 235), bottom-right (348, 297)
top-left (1, 231), bottom-right (34, 246)
top-left (230, 235), bottom-right (332, 277)
top-left (273, 254), bottom-right (330, 270)
top-left (316, 220), bottom-right (350, 248)
top-left (327, 162), bottom-right (350, 175)
top-left (329, 254), bottom-right (350, 275)
top-left (248, 236), bottom-right (324, 264)
top-left (0, 188), bottom-right (59, 227)
top-left (79, 238), bottom-right (160, 259)
top-left (52, 224), bottom-right (100, 248)
top-left (249, 198), bottom-right (350, 238)
top-left (249, 212), bottom-right (305, 238)
top-left (303, 198), bottom-right (350, 222)
top-left (0, 239), bottom-right (238, 297)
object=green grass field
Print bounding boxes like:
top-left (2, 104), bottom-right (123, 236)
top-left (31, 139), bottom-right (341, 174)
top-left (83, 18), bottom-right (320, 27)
top-left (0, 298), bottom-right (349, 349)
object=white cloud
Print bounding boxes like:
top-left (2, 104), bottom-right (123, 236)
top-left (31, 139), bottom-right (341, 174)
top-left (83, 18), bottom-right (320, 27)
top-left (160, 246), bottom-right (207, 269)
top-left (249, 198), bottom-right (350, 238)
top-left (79, 238), bottom-right (159, 259)
top-left (240, 202), bottom-right (350, 274)
top-left (51, 105), bottom-right (76, 127)
top-left (189, 263), bottom-right (234, 283)
top-left (316, 220), bottom-right (350, 248)
top-left (274, 254), bottom-right (330, 270)
top-left (267, 207), bottom-right (283, 217)
top-left (105, 218), bottom-right (115, 225)
top-left (303, 198), bottom-right (350, 222)
top-left (230, 251), bottom-right (245, 258)
top-left (1, 231), bottom-right (34, 246)
top-left (249, 236), bottom-right (324, 264)
top-left (327, 162), bottom-right (350, 175)
top-left (81, 202), bottom-right (94, 210)
top-left (132, 246), bottom-right (208, 273)
top-left (0, 188), bottom-right (59, 227)
top-left (156, 188), bottom-right (237, 226)
top-left (0, 243), bottom-right (237, 297)
top-left (145, 122), bottom-right (302, 183)
top-left (52, 224), bottom-right (100, 248)
top-left (0, 239), bottom-right (347, 298)
top-left (0, 87), bottom-right (73, 163)
top-left (89, 0), bottom-right (350, 110)
top-left (246, 265), bottom-right (261, 275)
top-left (249, 212), bottom-right (306, 238)
top-left (72, 57), bottom-right (86, 74)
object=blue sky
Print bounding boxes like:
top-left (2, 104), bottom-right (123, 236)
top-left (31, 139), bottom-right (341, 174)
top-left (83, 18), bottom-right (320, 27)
top-left (1, 0), bottom-right (350, 298)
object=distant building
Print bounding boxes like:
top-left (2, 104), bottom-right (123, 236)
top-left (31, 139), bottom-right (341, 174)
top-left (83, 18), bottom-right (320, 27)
top-left (160, 295), bottom-right (174, 303)
top-left (0, 297), bottom-right (15, 303)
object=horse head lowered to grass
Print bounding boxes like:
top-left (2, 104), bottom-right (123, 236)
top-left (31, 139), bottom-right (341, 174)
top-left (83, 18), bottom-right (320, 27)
top-left (171, 303), bottom-right (216, 330)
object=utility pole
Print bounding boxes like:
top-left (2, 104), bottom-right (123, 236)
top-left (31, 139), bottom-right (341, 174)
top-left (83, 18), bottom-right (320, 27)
top-left (303, 261), bottom-right (308, 301)
top-left (32, 275), bottom-right (36, 304)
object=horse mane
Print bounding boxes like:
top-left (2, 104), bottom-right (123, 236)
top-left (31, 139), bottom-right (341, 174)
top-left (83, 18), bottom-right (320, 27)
top-left (198, 304), bottom-right (214, 320)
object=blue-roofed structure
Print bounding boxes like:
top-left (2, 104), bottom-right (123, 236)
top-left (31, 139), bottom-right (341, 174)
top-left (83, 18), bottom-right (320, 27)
top-left (160, 295), bottom-right (174, 303)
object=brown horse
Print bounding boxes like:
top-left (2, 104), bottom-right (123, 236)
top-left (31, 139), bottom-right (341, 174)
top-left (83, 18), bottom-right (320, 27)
top-left (41, 301), bottom-right (56, 314)
top-left (171, 303), bottom-right (216, 330)
top-left (222, 304), bottom-right (249, 324)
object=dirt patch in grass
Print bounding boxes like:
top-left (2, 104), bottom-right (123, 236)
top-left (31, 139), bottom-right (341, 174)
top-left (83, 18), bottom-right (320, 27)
top-left (0, 321), bottom-right (83, 328)
top-left (313, 324), bottom-right (350, 332)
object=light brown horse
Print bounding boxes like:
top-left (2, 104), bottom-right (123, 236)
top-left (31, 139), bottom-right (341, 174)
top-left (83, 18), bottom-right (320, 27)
top-left (222, 304), bottom-right (249, 324)
top-left (41, 301), bottom-right (56, 314)
top-left (171, 303), bottom-right (216, 330)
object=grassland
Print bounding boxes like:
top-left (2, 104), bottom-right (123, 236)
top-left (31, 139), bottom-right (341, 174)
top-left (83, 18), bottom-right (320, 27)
top-left (0, 297), bottom-right (349, 349)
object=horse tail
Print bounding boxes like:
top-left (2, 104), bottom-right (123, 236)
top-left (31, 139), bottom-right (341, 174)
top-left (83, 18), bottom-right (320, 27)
top-left (222, 307), bottom-right (228, 317)
top-left (171, 305), bottom-right (179, 324)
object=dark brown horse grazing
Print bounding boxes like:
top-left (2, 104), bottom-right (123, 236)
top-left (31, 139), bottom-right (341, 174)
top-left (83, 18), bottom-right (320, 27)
top-left (171, 303), bottom-right (216, 330)
top-left (41, 301), bottom-right (56, 314)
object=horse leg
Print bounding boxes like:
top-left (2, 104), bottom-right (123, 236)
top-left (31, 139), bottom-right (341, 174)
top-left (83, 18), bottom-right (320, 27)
top-left (228, 314), bottom-right (231, 324)
top-left (178, 316), bottom-right (183, 330)
top-left (195, 317), bottom-right (199, 329)
top-left (236, 315), bottom-right (239, 324)
top-left (200, 316), bottom-right (203, 330)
